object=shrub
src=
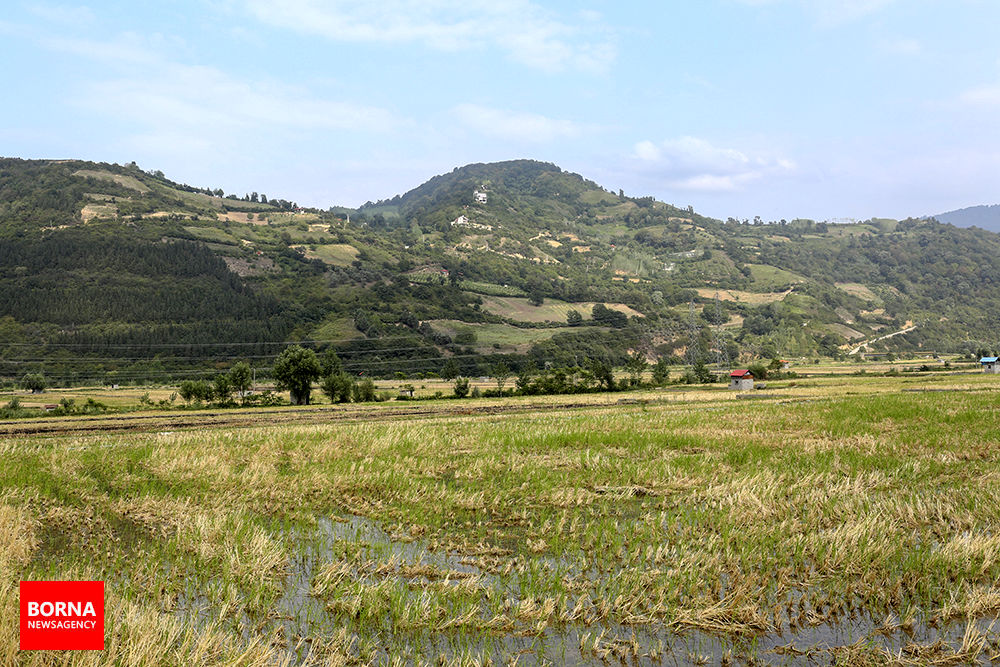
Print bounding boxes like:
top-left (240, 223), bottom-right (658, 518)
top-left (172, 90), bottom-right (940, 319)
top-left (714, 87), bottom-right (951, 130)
top-left (242, 390), bottom-right (284, 407)
top-left (322, 373), bottom-right (354, 403)
top-left (353, 378), bottom-right (377, 402)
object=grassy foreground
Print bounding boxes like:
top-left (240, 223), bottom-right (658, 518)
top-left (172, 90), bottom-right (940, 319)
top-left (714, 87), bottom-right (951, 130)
top-left (3, 377), bottom-right (1000, 665)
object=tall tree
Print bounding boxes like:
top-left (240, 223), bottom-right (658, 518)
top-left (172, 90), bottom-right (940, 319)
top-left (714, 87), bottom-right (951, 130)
top-left (624, 352), bottom-right (647, 386)
top-left (491, 361), bottom-right (511, 392)
top-left (213, 374), bottom-right (234, 404)
top-left (321, 349), bottom-right (343, 377)
top-left (20, 373), bottom-right (46, 393)
top-left (651, 357), bottom-right (670, 386)
top-left (228, 361), bottom-right (252, 399)
top-left (441, 358), bottom-right (460, 380)
top-left (272, 345), bottom-right (322, 405)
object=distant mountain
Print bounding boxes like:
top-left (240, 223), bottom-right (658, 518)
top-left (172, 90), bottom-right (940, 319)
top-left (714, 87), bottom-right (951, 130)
top-left (929, 205), bottom-right (1000, 232)
top-left (3, 156), bottom-right (1000, 387)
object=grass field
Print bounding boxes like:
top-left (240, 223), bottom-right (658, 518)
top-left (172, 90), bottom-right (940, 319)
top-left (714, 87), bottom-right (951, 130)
top-left (746, 264), bottom-right (806, 290)
top-left (835, 282), bottom-right (881, 304)
top-left (299, 244), bottom-right (359, 267)
top-left (426, 320), bottom-right (568, 351)
top-left (4, 372), bottom-right (1000, 665)
top-left (311, 316), bottom-right (362, 342)
top-left (73, 169), bottom-right (150, 194)
top-left (695, 287), bottom-right (792, 305)
top-left (183, 225), bottom-right (240, 245)
top-left (479, 296), bottom-right (643, 324)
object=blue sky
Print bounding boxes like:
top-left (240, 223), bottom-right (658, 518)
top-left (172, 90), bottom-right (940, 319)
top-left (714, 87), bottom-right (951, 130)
top-left (3, 1), bottom-right (999, 221)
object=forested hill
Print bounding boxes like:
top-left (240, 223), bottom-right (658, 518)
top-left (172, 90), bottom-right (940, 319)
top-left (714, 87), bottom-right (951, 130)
top-left (930, 204), bottom-right (1000, 233)
top-left (2, 156), bottom-right (999, 385)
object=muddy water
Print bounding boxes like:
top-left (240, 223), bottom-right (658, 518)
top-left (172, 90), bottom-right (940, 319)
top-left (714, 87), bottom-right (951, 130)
top-left (169, 513), bottom-right (1000, 665)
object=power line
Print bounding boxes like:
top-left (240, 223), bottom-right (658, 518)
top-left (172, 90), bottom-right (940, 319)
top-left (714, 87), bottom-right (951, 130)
top-left (0, 342), bottom-right (490, 363)
top-left (0, 335), bottom-right (441, 349)
top-left (5, 352), bottom-right (504, 384)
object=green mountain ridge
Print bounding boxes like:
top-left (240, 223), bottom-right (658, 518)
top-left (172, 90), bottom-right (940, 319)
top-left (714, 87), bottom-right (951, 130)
top-left (930, 204), bottom-right (1000, 233)
top-left (1, 156), bottom-right (998, 385)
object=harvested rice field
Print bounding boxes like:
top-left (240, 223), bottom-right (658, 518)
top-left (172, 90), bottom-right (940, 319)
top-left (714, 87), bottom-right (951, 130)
top-left (4, 374), bottom-right (1000, 665)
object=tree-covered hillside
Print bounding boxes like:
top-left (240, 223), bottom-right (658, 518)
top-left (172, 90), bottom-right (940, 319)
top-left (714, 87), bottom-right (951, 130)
top-left (2, 157), bottom-right (999, 386)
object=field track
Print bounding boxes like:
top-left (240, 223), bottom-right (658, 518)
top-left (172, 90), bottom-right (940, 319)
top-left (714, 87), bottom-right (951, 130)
top-left (0, 397), bottom-right (649, 436)
top-left (6, 379), bottom-right (995, 437)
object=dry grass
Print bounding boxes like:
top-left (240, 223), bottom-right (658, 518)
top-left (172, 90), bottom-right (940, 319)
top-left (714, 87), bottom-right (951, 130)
top-left (72, 169), bottom-right (150, 193)
top-left (836, 282), bottom-right (880, 302)
top-left (478, 295), bottom-right (642, 323)
top-left (5, 375), bottom-right (1000, 663)
top-left (0, 503), bottom-right (38, 572)
top-left (694, 287), bottom-right (794, 304)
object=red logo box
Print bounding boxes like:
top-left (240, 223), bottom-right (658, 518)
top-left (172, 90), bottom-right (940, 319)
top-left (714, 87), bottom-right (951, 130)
top-left (20, 581), bottom-right (104, 651)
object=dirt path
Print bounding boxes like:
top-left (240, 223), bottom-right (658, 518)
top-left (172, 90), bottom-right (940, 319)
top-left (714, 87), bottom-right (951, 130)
top-left (0, 396), bottom-right (656, 437)
top-left (848, 324), bottom-right (917, 355)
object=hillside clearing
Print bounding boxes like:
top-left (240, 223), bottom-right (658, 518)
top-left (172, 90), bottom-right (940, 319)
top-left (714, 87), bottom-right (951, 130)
top-left (296, 243), bottom-right (359, 266)
top-left (835, 282), bottom-right (880, 303)
top-left (745, 263), bottom-right (806, 289)
top-left (479, 296), bottom-right (643, 323)
top-left (311, 316), bottom-right (361, 341)
top-left (426, 320), bottom-right (569, 350)
top-left (80, 203), bottom-right (118, 222)
top-left (73, 169), bottom-right (150, 193)
top-left (695, 287), bottom-right (793, 305)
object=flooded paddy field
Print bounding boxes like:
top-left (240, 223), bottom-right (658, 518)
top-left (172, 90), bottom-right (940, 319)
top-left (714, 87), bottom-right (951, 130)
top-left (3, 376), bottom-right (1000, 665)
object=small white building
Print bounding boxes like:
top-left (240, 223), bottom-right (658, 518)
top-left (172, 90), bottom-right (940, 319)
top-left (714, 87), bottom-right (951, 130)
top-left (981, 357), bottom-right (1000, 373)
top-left (474, 190), bottom-right (488, 204)
top-left (729, 369), bottom-right (754, 391)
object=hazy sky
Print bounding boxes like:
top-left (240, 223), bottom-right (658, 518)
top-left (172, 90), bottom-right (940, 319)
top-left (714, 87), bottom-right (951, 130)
top-left (3, 1), bottom-right (999, 221)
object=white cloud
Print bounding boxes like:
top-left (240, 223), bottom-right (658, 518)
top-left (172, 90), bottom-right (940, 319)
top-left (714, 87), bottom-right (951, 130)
top-left (26, 3), bottom-right (96, 26)
top-left (959, 84), bottom-right (1000, 108)
top-left (633, 140), bottom-right (661, 161)
top-left (42, 34), bottom-right (401, 137)
top-left (630, 136), bottom-right (795, 193)
top-left (241, 0), bottom-right (615, 73)
top-left (879, 37), bottom-right (921, 56)
top-left (452, 104), bottom-right (589, 143)
top-left (83, 63), bottom-right (399, 134)
top-left (40, 32), bottom-right (172, 67)
top-left (634, 136), bottom-right (749, 172)
top-left (670, 173), bottom-right (758, 193)
top-left (816, 0), bottom-right (896, 25)
top-left (733, 0), bottom-right (896, 26)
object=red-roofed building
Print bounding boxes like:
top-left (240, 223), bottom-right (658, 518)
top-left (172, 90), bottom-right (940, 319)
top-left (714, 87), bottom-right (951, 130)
top-left (729, 369), bottom-right (754, 391)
